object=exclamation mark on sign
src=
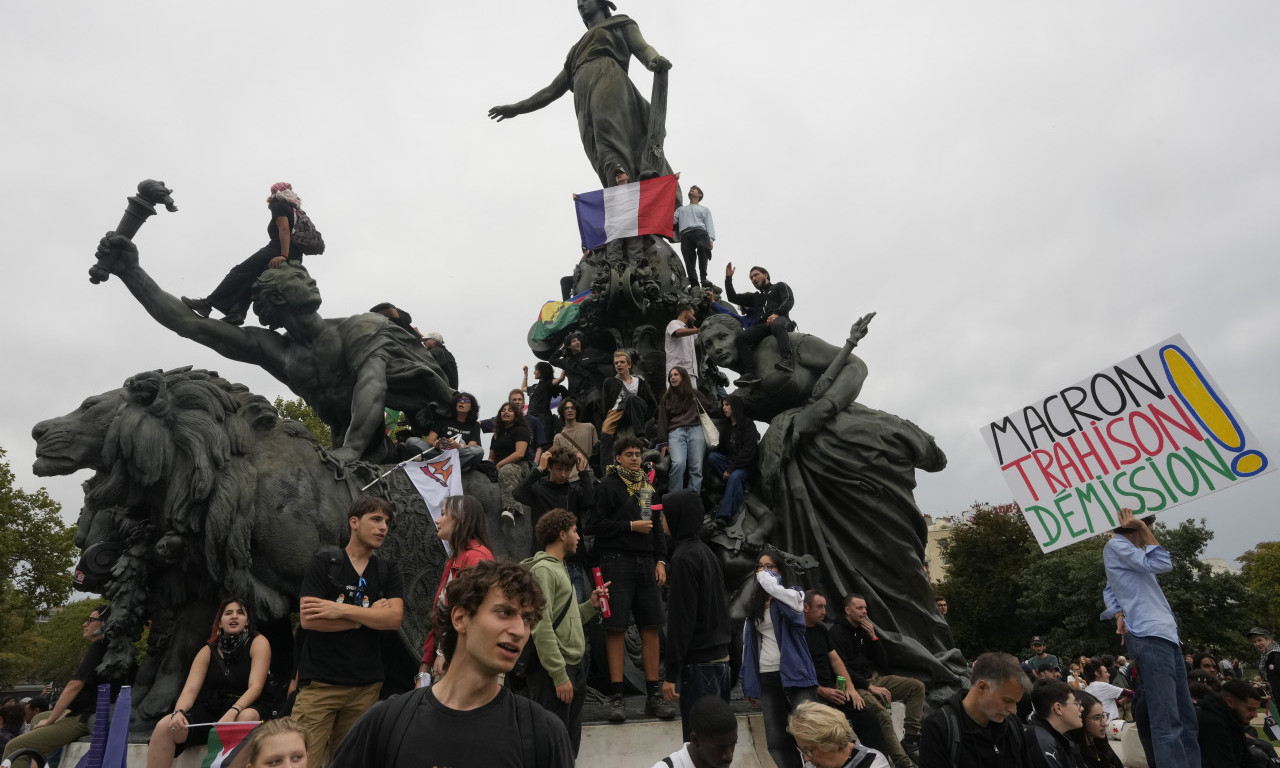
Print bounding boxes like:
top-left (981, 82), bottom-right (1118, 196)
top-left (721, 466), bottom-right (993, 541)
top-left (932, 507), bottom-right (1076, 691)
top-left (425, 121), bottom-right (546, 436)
top-left (1160, 344), bottom-right (1267, 477)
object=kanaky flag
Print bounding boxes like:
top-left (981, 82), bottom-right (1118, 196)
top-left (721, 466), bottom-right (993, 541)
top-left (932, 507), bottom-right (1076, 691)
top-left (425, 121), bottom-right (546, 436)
top-left (200, 722), bottom-right (261, 768)
top-left (574, 175), bottom-right (678, 250)
top-left (532, 290), bottom-right (590, 342)
top-left (403, 449), bottom-right (465, 552)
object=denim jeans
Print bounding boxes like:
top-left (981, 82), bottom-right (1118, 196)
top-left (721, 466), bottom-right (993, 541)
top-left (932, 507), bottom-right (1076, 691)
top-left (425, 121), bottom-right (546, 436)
top-left (668, 424), bottom-right (706, 492)
top-left (1126, 633), bottom-right (1200, 768)
top-left (758, 671), bottom-right (817, 768)
top-left (707, 452), bottom-right (747, 518)
top-left (677, 662), bottom-right (731, 741)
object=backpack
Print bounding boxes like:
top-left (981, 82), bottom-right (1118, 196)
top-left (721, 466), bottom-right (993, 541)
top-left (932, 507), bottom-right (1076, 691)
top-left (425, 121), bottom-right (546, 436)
top-left (291, 208), bottom-right (325, 255)
top-left (509, 569), bottom-right (574, 679)
top-left (374, 687), bottom-right (551, 768)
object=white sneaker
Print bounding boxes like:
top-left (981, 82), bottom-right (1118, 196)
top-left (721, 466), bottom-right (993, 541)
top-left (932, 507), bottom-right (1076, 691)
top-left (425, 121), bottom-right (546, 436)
top-left (501, 509), bottom-right (516, 524)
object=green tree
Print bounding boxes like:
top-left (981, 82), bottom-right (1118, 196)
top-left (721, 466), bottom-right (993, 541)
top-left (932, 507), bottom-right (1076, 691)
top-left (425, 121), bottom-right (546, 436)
top-left (1238, 541), bottom-right (1280, 632)
top-left (0, 447), bottom-right (77, 685)
top-left (274, 396), bottom-right (331, 447)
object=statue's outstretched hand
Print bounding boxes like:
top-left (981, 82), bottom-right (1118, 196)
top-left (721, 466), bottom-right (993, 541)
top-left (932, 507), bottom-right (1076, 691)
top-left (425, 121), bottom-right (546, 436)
top-left (847, 312), bottom-right (876, 347)
top-left (95, 233), bottom-right (139, 277)
top-left (488, 104), bottom-right (520, 122)
top-left (648, 55), bottom-right (672, 73)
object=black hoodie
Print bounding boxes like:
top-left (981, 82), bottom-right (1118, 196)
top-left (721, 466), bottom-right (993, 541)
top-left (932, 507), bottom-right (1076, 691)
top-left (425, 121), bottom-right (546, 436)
top-left (662, 489), bottom-right (731, 681)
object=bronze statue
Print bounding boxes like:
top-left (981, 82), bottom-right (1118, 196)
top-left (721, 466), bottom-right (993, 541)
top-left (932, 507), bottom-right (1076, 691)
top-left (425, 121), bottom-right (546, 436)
top-left (92, 235), bottom-right (455, 464)
top-left (700, 314), bottom-right (967, 702)
top-left (489, 0), bottom-right (676, 187)
top-left (31, 367), bottom-right (506, 726)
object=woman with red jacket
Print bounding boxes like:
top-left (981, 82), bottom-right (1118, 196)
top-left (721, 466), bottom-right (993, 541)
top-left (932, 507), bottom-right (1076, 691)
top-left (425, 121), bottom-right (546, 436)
top-left (417, 495), bottom-right (493, 683)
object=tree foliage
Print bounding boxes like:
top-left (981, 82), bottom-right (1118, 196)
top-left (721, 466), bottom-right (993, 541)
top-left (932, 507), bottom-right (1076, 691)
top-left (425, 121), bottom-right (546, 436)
top-left (939, 503), bottom-right (1262, 663)
top-left (0, 447), bottom-right (77, 685)
top-left (274, 396), bottom-right (331, 447)
top-left (1237, 541), bottom-right (1280, 633)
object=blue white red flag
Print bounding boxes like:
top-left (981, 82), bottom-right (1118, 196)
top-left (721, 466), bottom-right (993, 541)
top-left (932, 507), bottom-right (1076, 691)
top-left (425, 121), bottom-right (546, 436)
top-left (574, 175), bottom-right (678, 250)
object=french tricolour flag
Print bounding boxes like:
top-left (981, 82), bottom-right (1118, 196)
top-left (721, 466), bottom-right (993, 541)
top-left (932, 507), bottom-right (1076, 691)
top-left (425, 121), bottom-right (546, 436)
top-left (574, 175), bottom-right (678, 251)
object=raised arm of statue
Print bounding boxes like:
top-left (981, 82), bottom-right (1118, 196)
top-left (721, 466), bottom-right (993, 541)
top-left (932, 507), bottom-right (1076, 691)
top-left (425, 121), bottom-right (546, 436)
top-left (95, 235), bottom-right (289, 382)
top-left (336, 355), bottom-right (389, 462)
top-left (621, 22), bottom-right (670, 72)
top-left (488, 68), bottom-right (571, 122)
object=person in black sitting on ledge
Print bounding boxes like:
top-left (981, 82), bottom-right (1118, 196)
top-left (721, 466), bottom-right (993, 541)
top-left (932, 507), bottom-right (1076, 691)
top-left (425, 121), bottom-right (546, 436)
top-left (724, 262), bottom-right (795, 385)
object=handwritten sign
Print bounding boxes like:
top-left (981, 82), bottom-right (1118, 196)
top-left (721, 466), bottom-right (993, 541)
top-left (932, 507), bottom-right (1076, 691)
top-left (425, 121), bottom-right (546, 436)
top-left (982, 334), bottom-right (1271, 552)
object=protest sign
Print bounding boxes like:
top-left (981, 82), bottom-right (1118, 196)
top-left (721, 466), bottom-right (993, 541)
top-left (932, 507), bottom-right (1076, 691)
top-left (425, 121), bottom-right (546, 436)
top-left (982, 334), bottom-right (1271, 552)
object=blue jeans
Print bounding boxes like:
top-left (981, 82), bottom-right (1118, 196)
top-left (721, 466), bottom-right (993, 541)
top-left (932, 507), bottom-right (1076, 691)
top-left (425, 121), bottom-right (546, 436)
top-left (1126, 633), bottom-right (1200, 768)
top-left (668, 425), bottom-right (706, 492)
top-left (707, 452), bottom-right (747, 518)
top-left (677, 662), bottom-right (731, 741)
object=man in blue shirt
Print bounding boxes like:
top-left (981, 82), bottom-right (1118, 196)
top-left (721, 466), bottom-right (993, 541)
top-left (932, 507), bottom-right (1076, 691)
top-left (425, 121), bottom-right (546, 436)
top-left (1100, 508), bottom-right (1199, 768)
top-left (673, 185), bottom-right (716, 288)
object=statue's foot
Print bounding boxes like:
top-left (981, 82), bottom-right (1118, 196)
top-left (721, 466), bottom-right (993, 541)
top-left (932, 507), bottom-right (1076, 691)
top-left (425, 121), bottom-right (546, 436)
top-left (180, 296), bottom-right (212, 317)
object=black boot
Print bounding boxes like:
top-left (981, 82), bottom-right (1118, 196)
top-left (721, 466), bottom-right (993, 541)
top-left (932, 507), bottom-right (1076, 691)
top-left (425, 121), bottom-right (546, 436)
top-left (181, 296), bottom-right (213, 317)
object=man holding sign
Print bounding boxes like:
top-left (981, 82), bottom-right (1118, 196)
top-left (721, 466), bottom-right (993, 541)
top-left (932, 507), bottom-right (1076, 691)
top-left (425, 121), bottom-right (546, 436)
top-left (1100, 508), bottom-right (1199, 768)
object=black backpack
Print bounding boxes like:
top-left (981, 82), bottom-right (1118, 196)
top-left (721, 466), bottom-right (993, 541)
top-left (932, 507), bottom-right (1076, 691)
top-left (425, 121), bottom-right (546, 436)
top-left (291, 208), bottom-right (325, 255)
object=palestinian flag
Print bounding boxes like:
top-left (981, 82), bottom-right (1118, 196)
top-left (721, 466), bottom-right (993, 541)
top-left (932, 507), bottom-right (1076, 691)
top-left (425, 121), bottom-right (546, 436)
top-left (531, 290), bottom-right (590, 342)
top-left (201, 722), bottom-right (260, 768)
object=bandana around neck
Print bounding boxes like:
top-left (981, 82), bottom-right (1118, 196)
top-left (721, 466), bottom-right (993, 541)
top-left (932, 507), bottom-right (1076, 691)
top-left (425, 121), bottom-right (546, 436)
top-left (606, 464), bottom-right (653, 513)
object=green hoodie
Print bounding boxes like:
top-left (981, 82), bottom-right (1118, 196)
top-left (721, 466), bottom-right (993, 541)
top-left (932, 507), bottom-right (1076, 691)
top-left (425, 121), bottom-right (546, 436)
top-left (522, 551), bottom-right (599, 685)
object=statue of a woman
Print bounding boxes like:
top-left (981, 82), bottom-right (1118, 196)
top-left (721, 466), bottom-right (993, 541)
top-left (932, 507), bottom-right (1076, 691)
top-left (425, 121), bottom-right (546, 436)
top-left (489, 0), bottom-right (676, 187)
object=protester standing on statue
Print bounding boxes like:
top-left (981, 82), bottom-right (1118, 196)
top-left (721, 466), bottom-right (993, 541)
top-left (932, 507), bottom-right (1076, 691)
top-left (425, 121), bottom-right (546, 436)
top-left (724, 263), bottom-right (796, 385)
top-left (329, 561), bottom-right (574, 767)
top-left (1099, 508), bottom-right (1200, 768)
top-left (182, 182), bottom-right (316, 326)
top-left (488, 0), bottom-right (676, 188)
top-left (293, 496), bottom-right (403, 768)
top-left (665, 304), bottom-right (701, 385)
top-left (524, 362), bottom-right (568, 438)
top-left (551, 333), bottom-right (609, 428)
top-left (657, 366), bottom-right (715, 493)
top-left (599, 350), bottom-right (657, 469)
top-left (673, 186), bottom-right (715, 288)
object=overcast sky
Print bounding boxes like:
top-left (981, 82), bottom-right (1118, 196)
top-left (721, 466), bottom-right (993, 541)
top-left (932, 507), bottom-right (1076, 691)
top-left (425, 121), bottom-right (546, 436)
top-left (3, 1), bottom-right (1277, 567)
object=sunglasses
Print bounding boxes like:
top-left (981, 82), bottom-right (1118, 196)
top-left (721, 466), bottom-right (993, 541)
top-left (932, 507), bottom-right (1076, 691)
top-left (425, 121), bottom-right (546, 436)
top-left (457, 397), bottom-right (472, 404)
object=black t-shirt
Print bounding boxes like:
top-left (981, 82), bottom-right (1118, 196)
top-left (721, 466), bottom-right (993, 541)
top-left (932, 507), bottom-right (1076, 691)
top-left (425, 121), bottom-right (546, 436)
top-left (329, 686), bottom-right (573, 768)
top-left (298, 550), bottom-right (404, 686)
top-left (526, 381), bottom-right (567, 417)
top-left (438, 419), bottom-right (482, 446)
top-left (267, 198), bottom-right (294, 242)
top-left (69, 640), bottom-right (132, 715)
top-left (805, 623), bottom-right (838, 687)
top-left (491, 424), bottom-right (532, 463)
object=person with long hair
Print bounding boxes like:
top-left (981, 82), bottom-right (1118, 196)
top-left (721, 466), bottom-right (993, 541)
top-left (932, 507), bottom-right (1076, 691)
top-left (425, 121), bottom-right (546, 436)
top-left (707, 393), bottom-right (759, 520)
top-left (523, 362), bottom-right (567, 436)
top-left (656, 365), bottom-right (715, 492)
top-left (418, 495), bottom-right (494, 682)
top-left (245, 717), bottom-right (308, 768)
top-left (424, 392), bottom-right (483, 469)
top-left (146, 598), bottom-right (271, 768)
top-left (181, 182), bottom-right (319, 326)
top-left (1068, 690), bottom-right (1124, 768)
top-left (490, 402), bottom-right (533, 523)
top-left (742, 549), bottom-right (819, 768)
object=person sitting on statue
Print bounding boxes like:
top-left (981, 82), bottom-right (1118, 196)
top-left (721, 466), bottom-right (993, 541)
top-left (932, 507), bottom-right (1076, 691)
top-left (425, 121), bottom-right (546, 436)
top-left (551, 332), bottom-right (609, 426)
top-left (674, 185), bottom-right (715, 288)
top-left (490, 402), bottom-right (534, 524)
top-left (94, 236), bottom-right (456, 464)
top-left (599, 349), bottom-right (658, 471)
top-left (181, 182), bottom-right (314, 326)
top-left (706, 393), bottom-right (758, 522)
top-left (724, 262), bottom-right (796, 385)
top-left (524, 362), bottom-right (568, 438)
top-left (146, 597), bottom-right (271, 768)
top-left (423, 392), bottom-right (484, 470)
